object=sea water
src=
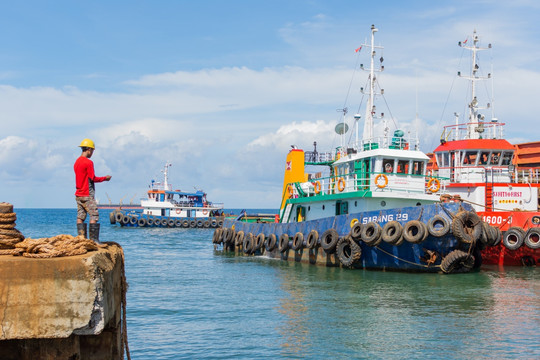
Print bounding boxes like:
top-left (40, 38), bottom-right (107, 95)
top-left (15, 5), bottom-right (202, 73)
top-left (14, 208), bottom-right (540, 359)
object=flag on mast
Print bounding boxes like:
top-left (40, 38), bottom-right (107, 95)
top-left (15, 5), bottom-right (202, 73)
top-left (355, 46), bottom-right (362, 53)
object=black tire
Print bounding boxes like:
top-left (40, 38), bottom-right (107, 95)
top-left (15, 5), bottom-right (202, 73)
top-left (279, 234), bottom-right (290, 253)
top-left (265, 234), bottom-right (277, 251)
top-left (218, 220), bottom-right (224, 227)
top-left (174, 219), bottom-right (182, 227)
top-left (147, 217), bottom-right (154, 226)
top-left (524, 228), bottom-right (540, 249)
top-left (161, 219), bottom-right (168, 227)
top-left (254, 233), bottom-right (265, 251)
top-left (196, 220), bottom-right (203, 228)
top-left (306, 230), bottom-right (319, 249)
top-left (403, 220), bottom-right (427, 244)
top-left (350, 221), bottom-right (363, 241)
top-left (109, 212), bottom-right (116, 225)
top-left (451, 211), bottom-right (482, 244)
top-left (190, 220), bottom-right (196, 228)
top-left (115, 212), bottom-right (124, 222)
top-left (440, 250), bottom-right (475, 274)
top-left (183, 220), bottom-right (190, 228)
top-left (292, 232), bottom-right (304, 250)
top-left (235, 231), bottom-right (245, 247)
top-left (168, 219), bottom-right (175, 227)
top-left (320, 229), bottom-right (339, 253)
top-left (203, 220), bottom-right (210, 228)
top-left (212, 228), bottom-right (222, 244)
top-left (129, 216), bottom-right (138, 225)
top-left (361, 222), bottom-right (382, 246)
top-left (490, 226), bottom-right (502, 246)
top-left (138, 217), bottom-right (147, 227)
top-left (211, 219), bottom-right (218, 228)
top-left (503, 227), bottom-right (525, 250)
top-left (381, 221), bottom-right (403, 245)
top-left (427, 215), bottom-right (451, 237)
top-left (336, 236), bottom-right (362, 267)
top-left (225, 228), bottom-right (236, 244)
top-left (243, 233), bottom-right (254, 254)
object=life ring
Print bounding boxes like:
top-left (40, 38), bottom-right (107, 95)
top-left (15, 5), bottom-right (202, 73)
top-left (427, 178), bottom-right (441, 193)
top-left (313, 181), bottom-right (321, 194)
top-left (375, 174), bottom-right (388, 189)
top-left (336, 236), bottom-right (362, 267)
top-left (176, 209), bottom-right (181, 214)
top-left (337, 177), bottom-right (346, 192)
top-left (202, 209), bottom-right (208, 215)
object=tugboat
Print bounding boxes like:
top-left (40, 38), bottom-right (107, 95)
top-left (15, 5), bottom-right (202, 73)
top-left (431, 30), bottom-right (540, 266)
top-left (110, 162), bottom-right (225, 228)
top-left (214, 25), bottom-right (498, 273)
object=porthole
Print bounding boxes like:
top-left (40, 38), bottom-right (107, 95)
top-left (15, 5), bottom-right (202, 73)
top-left (355, 201), bottom-right (358, 207)
top-left (416, 202), bottom-right (421, 206)
top-left (322, 205), bottom-right (325, 210)
top-left (381, 201), bottom-right (386, 207)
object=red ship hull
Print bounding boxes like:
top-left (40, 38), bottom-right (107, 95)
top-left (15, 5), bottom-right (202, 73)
top-left (478, 210), bottom-right (540, 266)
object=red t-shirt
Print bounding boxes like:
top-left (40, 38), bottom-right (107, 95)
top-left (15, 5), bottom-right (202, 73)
top-left (74, 156), bottom-right (107, 197)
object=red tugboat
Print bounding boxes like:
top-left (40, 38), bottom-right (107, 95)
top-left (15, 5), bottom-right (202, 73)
top-left (431, 30), bottom-right (540, 266)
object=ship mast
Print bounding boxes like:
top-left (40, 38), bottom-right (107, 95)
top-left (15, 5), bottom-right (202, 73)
top-left (360, 25), bottom-right (385, 143)
top-left (458, 30), bottom-right (492, 139)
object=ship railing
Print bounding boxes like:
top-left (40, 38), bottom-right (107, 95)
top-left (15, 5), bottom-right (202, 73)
top-left (514, 167), bottom-right (540, 184)
top-left (304, 151), bottom-right (334, 164)
top-left (441, 121), bottom-right (505, 141)
top-left (287, 172), bottom-right (444, 199)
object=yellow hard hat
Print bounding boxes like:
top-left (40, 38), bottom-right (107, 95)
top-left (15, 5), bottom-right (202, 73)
top-left (79, 138), bottom-right (95, 149)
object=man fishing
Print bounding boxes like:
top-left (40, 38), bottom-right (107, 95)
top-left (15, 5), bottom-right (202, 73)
top-left (74, 138), bottom-right (111, 242)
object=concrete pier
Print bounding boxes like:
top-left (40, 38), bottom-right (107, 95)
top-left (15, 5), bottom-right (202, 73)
top-left (0, 244), bottom-right (126, 360)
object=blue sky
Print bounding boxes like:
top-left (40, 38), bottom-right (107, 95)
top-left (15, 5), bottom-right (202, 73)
top-left (1, 0), bottom-right (540, 209)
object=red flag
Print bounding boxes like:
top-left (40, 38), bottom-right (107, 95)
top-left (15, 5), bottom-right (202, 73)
top-left (355, 46), bottom-right (362, 53)
top-left (463, 38), bottom-right (468, 44)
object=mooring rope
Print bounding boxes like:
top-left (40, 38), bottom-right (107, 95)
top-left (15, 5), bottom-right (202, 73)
top-left (373, 245), bottom-right (440, 268)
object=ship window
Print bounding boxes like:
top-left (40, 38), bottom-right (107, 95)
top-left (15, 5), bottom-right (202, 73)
top-left (397, 160), bottom-right (410, 174)
top-left (462, 151), bottom-right (478, 166)
top-left (490, 151), bottom-right (502, 165)
top-left (383, 159), bottom-right (394, 173)
top-left (501, 151), bottom-right (513, 165)
top-left (413, 161), bottom-right (424, 175)
top-left (437, 152), bottom-right (450, 167)
top-left (479, 151), bottom-right (490, 165)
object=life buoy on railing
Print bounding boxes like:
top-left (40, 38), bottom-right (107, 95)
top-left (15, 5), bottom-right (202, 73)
top-left (375, 174), bottom-right (388, 188)
top-left (176, 209), bottom-right (181, 214)
top-left (427, 178), bottom-right (441, 193)
top-left (202, 209), bottom-right (208, 215)
top-left (313, 181), bottom-right (321, 194)
top-left (337, 178), bottom-right (345, 192)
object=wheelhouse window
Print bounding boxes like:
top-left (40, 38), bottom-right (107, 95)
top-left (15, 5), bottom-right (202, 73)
top-left (436, 152), bottom-right (450, 167)
top-left (412, 161), bottom-right (424, 175)
top-left (396, 160), bottom-right (409, 174)
top-left (501, 151), bottom-right (513, 166)
top-left (490, 151), bottom-right (502, 165)
top-left (462, 150), bottom-right (478, 166)
top-left (479, 151), bottom-right (490, 165)
top-left (382, 159), bottom-right (394, 173)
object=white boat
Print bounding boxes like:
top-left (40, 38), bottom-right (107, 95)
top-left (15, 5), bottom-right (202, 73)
top-left (111, 162), bottom-right (225, 228)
